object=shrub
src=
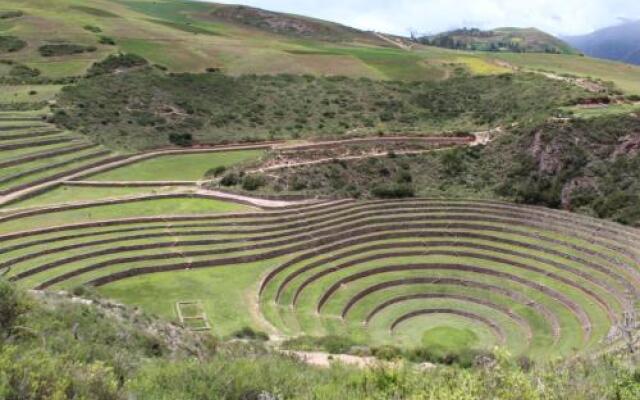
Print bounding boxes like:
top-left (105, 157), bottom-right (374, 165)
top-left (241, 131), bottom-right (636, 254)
top-left (220, 173), bottom-right (239, 186)
top-left (230, 327), bottom-right (269, 341)
top-left (0, 347), bottom-right (120, 399)
top-left (241, 174), bottom-right (265, 191)
top-left (0, 10), bottom-right (23, 19)
top-left (290, 176), bottom-right (307, 191)
top-left (98, 36), bottom-right (116, 45)
top-left (83, 25), bottom-right (102, 33)
top-left (9, 64), bottom-right (40, 78)
top-left (371, 183), bottom-right (415, 198)
top-left (38, 43), bottom-right (97, 57)
top-left (205, 165), bottom-right (227, 178)
top-left (371, 345), bottom-right (403, 361)
top-left (0, 280), bottom-right (28, 336)
top-left (0, 35), bottom-right (27, 53)
top-left (168, 133), bottom-right (193, 147)
top-left (87, 53), bottom-right (148, 77)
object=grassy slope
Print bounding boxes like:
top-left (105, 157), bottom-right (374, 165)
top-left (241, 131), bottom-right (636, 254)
top-left (0, 197), bottom-right (252, 233)
top-left (89, 150), bottom-right (265, 181)
top-left (99, 259), bottom-right (282, 337)
top-left (0, 0), bottom-right (638, 94)
top-left (0, 0), bottom-right (441, 80)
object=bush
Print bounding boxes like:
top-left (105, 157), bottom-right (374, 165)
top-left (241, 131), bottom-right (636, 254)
top-left (0, 35), bottom-right (27, 53)
top-left (0, 347), bottom-right (120, 400)
top-left (168, 133), bottom-right (193, 147)
top-left (87, 53), bottom-right (148, 77)
top-left (0, 280), bottom-right (28, 336)
top-left (220, 173), bottom-right (239, 186)
top-left (230, 327), bottom-right (269, 341)
top-left (241, 174), bottom-right (265, 191)
top-left (371, 345), bottom-right (403, 361)
top-left (83, 25), bottom-right (102, 33)
top-left (205, 165), bottom-right (227, 178)
top-left (98, 36), bottom-right (116, 45)
top-left (371, 183), bottom-right (415, 198)
top-left (0, 11), bottom-right (23, 19)
top-left (9, 64), bottom-right (40, 78)
top-left (38, 43), bottom-right (97, 57)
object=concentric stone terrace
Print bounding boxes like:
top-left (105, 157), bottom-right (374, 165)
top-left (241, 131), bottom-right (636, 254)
top-left (2, 197), bottom-right (639, 359)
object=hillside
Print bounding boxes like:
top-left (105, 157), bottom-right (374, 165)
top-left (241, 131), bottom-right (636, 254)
top-left (0, 0), bottom-right (640, 92)
top-left (418, 27), bottom-right (578, 54)
top-left (564, 21), bottom-right (640, 65)
top-left (0, 0), bottom-right (436, 81)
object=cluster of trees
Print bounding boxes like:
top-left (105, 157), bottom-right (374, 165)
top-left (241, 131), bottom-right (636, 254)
top-left (415, 28), bottom-right (563, 54)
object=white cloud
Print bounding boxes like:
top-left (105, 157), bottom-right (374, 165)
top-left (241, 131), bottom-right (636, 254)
top-left (207, 0), bottom-right (640, 36)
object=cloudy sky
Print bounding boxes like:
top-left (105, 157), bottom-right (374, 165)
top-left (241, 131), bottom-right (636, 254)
top-left (211, 0), bottom-right (640, 36)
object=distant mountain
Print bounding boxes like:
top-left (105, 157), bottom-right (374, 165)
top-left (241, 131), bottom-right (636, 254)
top-left (563, 21), bottom-right (640, 65)
top-left (418, 27), bottom-right (578, 54)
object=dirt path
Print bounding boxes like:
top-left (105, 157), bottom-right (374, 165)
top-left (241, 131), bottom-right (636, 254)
top-left (273, 135), bottom-right (470, 150)
top-left (495, 60), bottom-right (607, 93)
top-left (248, 149), bottom-right (440, 173)
top-left (250, 130), bottom-right (498, 173)
top-left (281, 350), bottom-right (384, 368)
top-left (193, 188), bottom-right (317, 208)
top-left (0, 188), bottom-right (319, 218)
top-left (537, 71), bottom-right (607, 93)
top-left (280, 350), bottom-right (435, 370)
top-left (373, 32), bottom-right (414, 51)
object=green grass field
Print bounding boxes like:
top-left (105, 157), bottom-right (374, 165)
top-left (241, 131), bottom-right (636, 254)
top-left (16, 185), bottom-right (170, 207)
top-left (89, 150), bottom-right (265, 181)
top-left (99, 258), bottom-right (283, 336)
top-left (0, 196), bottom-right (253, 233)
top-left (0, 84), bottom-right (62, 103)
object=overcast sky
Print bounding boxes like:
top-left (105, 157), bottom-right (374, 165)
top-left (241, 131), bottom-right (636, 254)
top-left (210, 0), bottom-right (640, 36)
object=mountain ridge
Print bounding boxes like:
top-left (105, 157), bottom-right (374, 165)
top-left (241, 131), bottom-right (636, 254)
top-left (563, 20), bottom-right (640, 65)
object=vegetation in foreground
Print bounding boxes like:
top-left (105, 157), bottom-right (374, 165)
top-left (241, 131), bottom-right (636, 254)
top-left (52, 63), bottom-right (590, 150)
top-left (0, 280), bottom-right (639, 399)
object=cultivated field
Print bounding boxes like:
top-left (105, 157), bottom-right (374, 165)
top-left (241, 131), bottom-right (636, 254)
top-left (1, 118), bottom-right (638, 361)
top-left (2, 186), bottom-right (639, 359)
